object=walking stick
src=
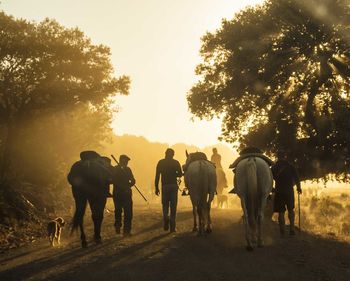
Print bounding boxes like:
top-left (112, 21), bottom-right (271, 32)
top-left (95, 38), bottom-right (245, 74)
top-left (298, 192), bottom-right (301, 233)
top-left (111, 154), bottom-right (148, 202)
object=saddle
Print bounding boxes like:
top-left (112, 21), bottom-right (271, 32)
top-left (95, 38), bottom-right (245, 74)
top-left (229, 153), bottom-right (274, 170)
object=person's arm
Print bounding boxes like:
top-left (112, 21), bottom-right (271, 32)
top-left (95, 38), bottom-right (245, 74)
top-left (176, 160), bottom-right (183, 178)
top-left (128, 168), bottom-right (136, 187)
top-left (155, 161), bottom-right (161, 195)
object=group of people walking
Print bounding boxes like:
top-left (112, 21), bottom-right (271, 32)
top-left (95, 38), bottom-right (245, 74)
top-left (67, 146), bottom-right (301, 244)
top-left (67, 151), bottom-right (136, 241)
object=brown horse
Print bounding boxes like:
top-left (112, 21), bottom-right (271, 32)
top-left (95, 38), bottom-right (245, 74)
top-left (68, 151), bottom-right (112, 248)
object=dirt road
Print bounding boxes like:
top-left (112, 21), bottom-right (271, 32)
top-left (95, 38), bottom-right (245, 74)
top-left (1, 204), bottom-right (350, 281)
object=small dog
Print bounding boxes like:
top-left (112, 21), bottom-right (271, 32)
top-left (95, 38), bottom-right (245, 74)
top-left (47, 217), bottom-right (65, 246)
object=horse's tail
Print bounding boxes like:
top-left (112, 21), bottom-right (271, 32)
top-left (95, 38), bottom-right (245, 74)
top-left (199, 161), bottom-right (206, 206)
top-left (245, 157), bottom-right (258, 219)
top-left (70, 211), bottom-right (80, 234)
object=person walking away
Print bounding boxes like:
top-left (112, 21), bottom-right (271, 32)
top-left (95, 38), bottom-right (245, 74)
top-left (272, 151), bottom-right (302, 236)
top-left (112, 154), bottom-right (135, 236)
top-left (155, 148), bottom-right (183, 232)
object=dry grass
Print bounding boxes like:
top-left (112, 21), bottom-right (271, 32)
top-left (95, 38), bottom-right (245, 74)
top-left (293, 187), bottom-right (350, 241)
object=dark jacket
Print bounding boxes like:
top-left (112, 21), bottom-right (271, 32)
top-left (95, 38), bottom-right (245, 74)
top-left (112, 165), bottom-right (135, 194)
top-left (272, 160), bottom-right (301, 194)
top-left (155, 158), bottom-right (182, 187)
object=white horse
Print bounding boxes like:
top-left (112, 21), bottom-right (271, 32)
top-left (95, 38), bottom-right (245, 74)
top-left (234, 157), bottom-right (273, 251)
top-left (184, 151), bottom-right (217, 235)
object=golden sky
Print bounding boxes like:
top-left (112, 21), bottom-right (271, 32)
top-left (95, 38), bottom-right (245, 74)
top-left (2, 0), bottom-right (264, 147)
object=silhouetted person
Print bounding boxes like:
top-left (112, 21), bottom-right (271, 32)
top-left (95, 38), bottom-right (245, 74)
top-left (211, 147), bottom-right (222, 168)
top-left (272, 151), bottom-right (302, 236)
top-left (112, 154), bottom-right (135, 236)
top-left (155, 148), bottom-right (183, 232)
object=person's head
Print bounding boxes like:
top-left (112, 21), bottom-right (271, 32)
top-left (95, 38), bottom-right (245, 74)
top-left (165, 148), bottom-right (175, 159)
top-left (119, 154), bottom-right (131, 167)
top-left (80, 150), bottom-right (100, 161)
top-left (212, 148), bottom-right (218, 154)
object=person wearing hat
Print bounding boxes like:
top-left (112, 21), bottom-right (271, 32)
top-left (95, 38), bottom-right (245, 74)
top-left (112, 154), bottom-right (136, 236)
top-left (155, 148), bottom-right (183, 232)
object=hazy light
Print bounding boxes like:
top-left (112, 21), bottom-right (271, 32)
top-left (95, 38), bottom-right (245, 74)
top-left (2, 0), bottom-right (264, 147)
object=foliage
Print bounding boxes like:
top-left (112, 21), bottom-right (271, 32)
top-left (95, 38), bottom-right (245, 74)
top-left (0, 11), bottom-right (130, 180)
top-left (188, 0), bottom-right (350, 180)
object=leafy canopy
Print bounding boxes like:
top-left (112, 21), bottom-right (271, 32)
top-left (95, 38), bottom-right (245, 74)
top-left (0, 11), bottom-right (130, 123)
top-left (188, 0), bottom-right (350, 180)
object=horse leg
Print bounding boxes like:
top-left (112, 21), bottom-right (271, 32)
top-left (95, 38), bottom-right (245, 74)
top-left (90, 196), bottom-right (106, 244)
top-left (257, 209), bottom-right (263, 247)
top-left (206, 201), bottom-right (212, 233)
top-left (192, 206), bottom-right (198, 232)
top-left (72, 195), bottom-right (88, 248)
top-left (241, 199), bottom-right (253, 251)
top-left (257, 199), bottom-right (267, 247)
top-left (197, 205), bottom-right (204, 236)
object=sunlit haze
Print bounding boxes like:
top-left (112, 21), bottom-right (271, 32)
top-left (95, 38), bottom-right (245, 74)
top-left (2, 0), bottom-right (264, 147)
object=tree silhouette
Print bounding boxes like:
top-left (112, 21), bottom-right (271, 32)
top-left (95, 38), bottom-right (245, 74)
top-left (0, 12), bottom-right (130, 180)
top-left (188, 0), bottom-right (350, 180)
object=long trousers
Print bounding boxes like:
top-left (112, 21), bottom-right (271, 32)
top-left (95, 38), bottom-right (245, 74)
top-left (161, 184), bottom-right (178, 230)
top-left (113, 191), bottom-right (133, 233)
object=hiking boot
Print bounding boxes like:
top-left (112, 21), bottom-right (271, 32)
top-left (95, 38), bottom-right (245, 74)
top-left (115, 227), bottom-right (121, 234)
top-left (170, 228), bottom-right (177, 233)
top-left (289, 229), bottom-right (296, 236)
top-left (123, 232), bottom-right (132, 237)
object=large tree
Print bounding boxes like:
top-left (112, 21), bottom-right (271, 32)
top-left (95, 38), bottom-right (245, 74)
top-left (188, 0), bottom-right (350, 180)
top-left (0, 12), bottom-right (130, 180)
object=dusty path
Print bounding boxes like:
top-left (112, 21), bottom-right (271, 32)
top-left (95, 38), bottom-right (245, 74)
top-left (1, 205), bottom-right (350, 281)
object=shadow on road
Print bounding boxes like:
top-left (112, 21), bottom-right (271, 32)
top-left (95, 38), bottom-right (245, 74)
top-left (1, 209), bottom-right (350, 281)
